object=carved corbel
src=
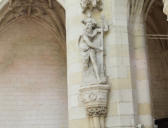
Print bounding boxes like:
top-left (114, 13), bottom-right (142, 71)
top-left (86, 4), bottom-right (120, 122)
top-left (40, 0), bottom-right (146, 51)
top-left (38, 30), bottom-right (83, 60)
top-left (80, 84), bottom-right (110, 128)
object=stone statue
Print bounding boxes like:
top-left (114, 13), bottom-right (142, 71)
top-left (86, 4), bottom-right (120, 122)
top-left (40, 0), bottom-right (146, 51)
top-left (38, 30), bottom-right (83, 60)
top-left (78, 14), bottom-right (109, 85)
top-left (79, 2), bottom-right (110, 128)
top-left (80, 0), bottom-right (102, 13)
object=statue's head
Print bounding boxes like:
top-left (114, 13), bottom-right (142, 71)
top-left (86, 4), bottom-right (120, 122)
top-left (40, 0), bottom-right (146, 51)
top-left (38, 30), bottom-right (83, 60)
top-left (85, 22), bottom-right (95, 32)
top-left (82, 13), bottom-right (97, 32)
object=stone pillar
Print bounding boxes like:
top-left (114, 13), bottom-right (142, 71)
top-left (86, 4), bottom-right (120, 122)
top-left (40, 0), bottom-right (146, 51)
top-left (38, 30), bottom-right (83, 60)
top-left (105, 0), bottom-right (137, 127)
top-left (129, 16), bottom-right (153, 128)
top-left (66, 0), bottom-right (88, 128)
top-left (66, 0), bottom-right (111, 126)
top-left (66, 0), bottom-right (153, 128)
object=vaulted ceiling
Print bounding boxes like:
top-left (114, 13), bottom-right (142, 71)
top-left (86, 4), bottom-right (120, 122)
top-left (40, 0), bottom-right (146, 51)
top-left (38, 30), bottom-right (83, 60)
top-left (0, 0), bottom-right (65, 44)
top-left (146, 0), bottom-right (168, 35)
top-left (0, 0), bottom-right (66, 51)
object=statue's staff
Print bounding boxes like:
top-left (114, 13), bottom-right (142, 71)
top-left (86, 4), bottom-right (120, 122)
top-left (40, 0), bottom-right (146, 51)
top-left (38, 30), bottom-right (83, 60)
top-left (100, 16), bottom-right (104, 77)
top-left (100, 15), bottom-right (109, 80)
top-left (100, 15), bottom-right (105, 78)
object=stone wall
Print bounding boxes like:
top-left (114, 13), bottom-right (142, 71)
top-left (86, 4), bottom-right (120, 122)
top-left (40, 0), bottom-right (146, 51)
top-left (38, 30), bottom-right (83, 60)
top-left (66, 0), bottom-right (138, 127)
top-left (0, 18), bottom-right (68, 128)
top-left (0, 0), bottom-right (159, 128)
top-left (148, 41), bottom-right (168, 119)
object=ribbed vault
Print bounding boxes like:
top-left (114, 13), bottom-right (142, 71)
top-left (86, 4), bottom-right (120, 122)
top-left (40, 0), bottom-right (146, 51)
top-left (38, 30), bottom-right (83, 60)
top-left (0, 0), bottom-right (67, 127)
top-left (128, 0), bottom-right (155, 22)
top-left (0, 0), bottom-right (65, 50)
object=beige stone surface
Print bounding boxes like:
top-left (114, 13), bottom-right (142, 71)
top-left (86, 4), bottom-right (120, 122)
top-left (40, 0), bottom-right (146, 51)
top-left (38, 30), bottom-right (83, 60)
top-left (0, 0), bottom-right (166, 128)
top-left (0, 18), bottom-right (68, 128)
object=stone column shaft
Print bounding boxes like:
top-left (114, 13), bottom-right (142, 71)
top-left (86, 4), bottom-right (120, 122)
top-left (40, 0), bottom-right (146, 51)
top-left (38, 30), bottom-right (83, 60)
top-left (129, 16), bottom-right (153, 128)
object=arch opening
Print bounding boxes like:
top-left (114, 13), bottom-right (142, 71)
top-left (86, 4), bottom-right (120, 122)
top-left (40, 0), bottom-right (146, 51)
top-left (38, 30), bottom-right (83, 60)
top-left (0, 0), bottom-right (67, 128)
top-left (0, 17), bottom-right (68, 128)
top-left (145, 0), bottom-right (168, 121)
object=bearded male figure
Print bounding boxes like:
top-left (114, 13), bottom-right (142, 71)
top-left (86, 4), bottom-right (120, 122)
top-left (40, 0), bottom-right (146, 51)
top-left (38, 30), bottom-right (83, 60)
top-left (78, 14), bottom-right (108, 85)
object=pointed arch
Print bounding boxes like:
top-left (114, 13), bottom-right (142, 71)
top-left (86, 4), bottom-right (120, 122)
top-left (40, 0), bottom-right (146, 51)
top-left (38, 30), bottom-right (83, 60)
top-left (0, 0), bottom-right (66, 50)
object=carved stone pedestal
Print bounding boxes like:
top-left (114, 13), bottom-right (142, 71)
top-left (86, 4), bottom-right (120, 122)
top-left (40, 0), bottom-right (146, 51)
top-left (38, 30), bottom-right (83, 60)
top-left (80, 84), bottom-right (110, 128)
